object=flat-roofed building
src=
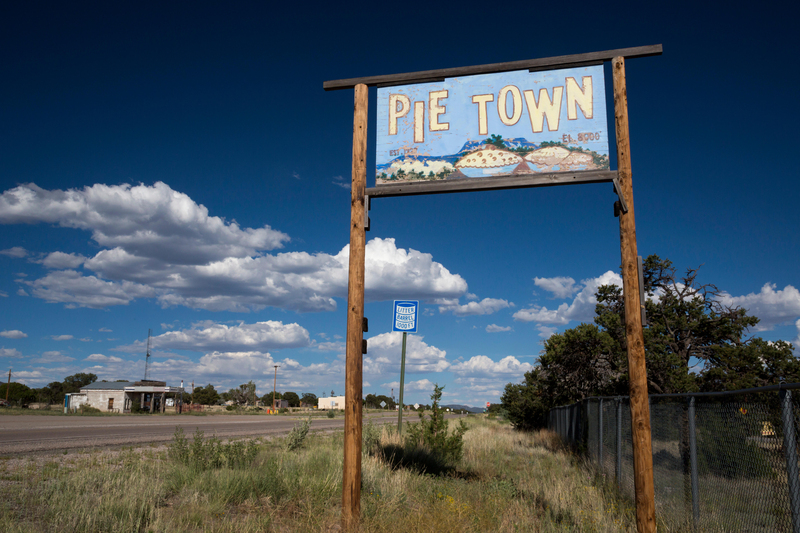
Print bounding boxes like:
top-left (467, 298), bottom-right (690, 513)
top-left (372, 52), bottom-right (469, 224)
top-left (317, 395), bottom-right (346, 410)
top-left (66, 380), bottom-right (184, 413)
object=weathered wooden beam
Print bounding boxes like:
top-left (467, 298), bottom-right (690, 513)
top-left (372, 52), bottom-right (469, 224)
top-left (323, 45), bottom-right (662, 91)
top-left (342, 83), bottom-right (368, 531)
top-left (613, 56), bottom-right (656, 533)
top-left (366, 170), bottom-right (617, 198)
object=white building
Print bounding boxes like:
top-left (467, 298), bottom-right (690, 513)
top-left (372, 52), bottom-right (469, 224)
top-left (317, 395), bottom-right (346, 410)
top-left (65, 380), bottom-right (184, 413)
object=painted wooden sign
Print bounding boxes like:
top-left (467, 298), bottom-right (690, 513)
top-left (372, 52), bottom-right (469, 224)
top-left (376, 65), bottom-right (608, 185)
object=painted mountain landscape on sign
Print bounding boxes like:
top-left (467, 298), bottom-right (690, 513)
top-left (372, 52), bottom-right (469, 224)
top-left (376, 137), bottom-right (609, 185)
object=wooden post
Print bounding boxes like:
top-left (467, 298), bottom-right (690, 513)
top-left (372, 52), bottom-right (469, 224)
top-left (342, 82), bottom-right (368, 530)
top-left (613, 55), bottom-right (656, 533)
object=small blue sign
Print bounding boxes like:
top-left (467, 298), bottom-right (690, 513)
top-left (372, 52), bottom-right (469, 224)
top-left (392, 300), bottom-right (419, 333)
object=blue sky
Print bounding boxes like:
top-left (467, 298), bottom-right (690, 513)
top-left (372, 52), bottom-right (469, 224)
top-left (1, 1), bottom-right (799, 407)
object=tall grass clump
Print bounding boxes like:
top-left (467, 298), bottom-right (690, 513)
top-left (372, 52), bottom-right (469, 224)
top-left (285, 417), bottom-right (312, 451)
top-left (168, 427), bottom-right (259, 470)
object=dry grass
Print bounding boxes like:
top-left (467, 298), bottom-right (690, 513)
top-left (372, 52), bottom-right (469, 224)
top-left (0, 417), bottom-right (638, 532)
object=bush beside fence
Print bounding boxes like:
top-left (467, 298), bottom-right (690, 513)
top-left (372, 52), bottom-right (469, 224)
top-left (550, 383), bottom-right (800, 532)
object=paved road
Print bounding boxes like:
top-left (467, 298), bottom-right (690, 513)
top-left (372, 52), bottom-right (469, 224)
top-left (0, 412), bottom-right (465, 455)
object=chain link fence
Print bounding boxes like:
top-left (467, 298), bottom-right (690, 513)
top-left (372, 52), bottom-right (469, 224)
top-left (549, 384), bottom-right (800, 532)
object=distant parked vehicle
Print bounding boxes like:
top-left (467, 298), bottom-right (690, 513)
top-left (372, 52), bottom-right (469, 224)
top-left (0, 399), bottom-right (9, 407)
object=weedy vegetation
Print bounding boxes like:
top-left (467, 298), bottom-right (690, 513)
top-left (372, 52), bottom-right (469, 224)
top-left (0, 417), bottom-right (643, 532)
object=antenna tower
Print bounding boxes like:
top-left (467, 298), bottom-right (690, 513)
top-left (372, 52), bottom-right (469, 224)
top-left (143, 329), bottom-right (152, 381)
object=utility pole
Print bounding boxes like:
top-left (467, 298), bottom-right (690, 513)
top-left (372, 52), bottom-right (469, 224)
top-left (273, 365), bottom-right (279, 409)
top-left (180, 379), bottom-right (184, 414)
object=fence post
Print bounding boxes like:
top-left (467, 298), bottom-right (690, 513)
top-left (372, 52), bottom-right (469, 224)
top-left (599, 398), bottom-right (604, 468)
top-left (616, 397), bottom-right (622, 487)
top-left (688, 396), bottom-right (700, 529)
top-left (557, 407), bottom-right (561, 438)
top-left (558, 407), bottom-right (563, 439)
top-left (780, 388), bottom-right (800, 533)
top-left (566, 405), bottom-right (573, 445)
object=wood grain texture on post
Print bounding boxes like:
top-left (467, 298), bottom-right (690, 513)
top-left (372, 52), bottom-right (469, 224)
top-left (342, 83), bottom-right (368, 531)
top-left (613, 56), bottom-right (657, 533)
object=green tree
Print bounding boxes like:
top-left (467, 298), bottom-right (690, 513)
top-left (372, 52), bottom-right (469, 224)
top-left (485, 134), bottom-right (506, 148)
top-left (228, 381), bottom-right (257, 406)
top-left (501, 368), bottom-right (549, 430)
top-left (300, 392), bottom-right (317, 406)
top-left (502, 255), bottom-right (797, 429)
top-left (38, 381), bottom-right (65, 404)
top-left (364, 394), bottom-right (394, 409)
top-left (1, 382), bottom-right (36, 406)
top-left (282, 391), bottom-right (300, 407)
top-left (538, 323), bottom-right (625, 404)
top-left (701, 339), bottom-right (800, 391)
top-left (405, 384), bottom-right (468, 462)
top-left (192, 384), bottom-right (220, 405)
top-left (263, 391), bottom-right (282, 407)
top-left (596, 255), bottom-right (777, 393)
top-left (62, 373), bottom-right (97, 393)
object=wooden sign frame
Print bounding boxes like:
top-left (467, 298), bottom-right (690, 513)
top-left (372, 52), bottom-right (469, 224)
top-left (325, 44), bottom-right (662, 533)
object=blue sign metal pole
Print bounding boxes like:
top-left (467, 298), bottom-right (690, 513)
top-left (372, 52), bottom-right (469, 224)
top-left (398, 332), bottom-right (407, 434)
top-left (392, 300), bottom-right (418, 435)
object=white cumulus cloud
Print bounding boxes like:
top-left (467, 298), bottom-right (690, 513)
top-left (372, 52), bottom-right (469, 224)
top-left (534, 276), bottom-right (578, 299)
top-left (32, 351), bottom-right (75, 363)
top-left (437, 297), bottom-right (511, 316)
top-left (25, 270), bottom-right (156, 308)
top-left (450, 355), bottom-right (532, 377)
top-left (0, 182), bottom-right (290, 264)
top-left (115, 321), bottom-right (311, 353)
top-left (0, 247), bottom-right (28, 258)
top-left (364, 332), bottom-right (449, 375)
top-left (514, 270), bottom-right (622, 325)
top-left (486, 324), bottom-right (512, 333)
top-left (719, 283), bottom-right (800, 331)
top-left (39, 251), bottom-right (86, 269)
top-left (380, 378), bottom-right (435, 393)
top-left (0, 348), bottom-right (22, 358)
top-left (1, 183), bottom-right (467, 313)
top-left (0, 330), bottom-right (27, 339)
top-left (85, 353), bottom-right (124, 363)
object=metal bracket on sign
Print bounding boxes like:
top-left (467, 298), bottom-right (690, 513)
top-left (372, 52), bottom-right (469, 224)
top-left (612, 177), bottom-right (629, 216)
top-left (364, 194), bottom-right (371, 231)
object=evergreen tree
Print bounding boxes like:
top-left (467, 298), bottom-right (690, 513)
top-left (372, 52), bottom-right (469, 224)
top-left (501, 255), bottom-right (798, 428)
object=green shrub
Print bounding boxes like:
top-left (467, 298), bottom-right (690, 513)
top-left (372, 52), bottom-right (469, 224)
top-left (404, 384), bottom-right (468, 463)
top-left (286, 417), bottom-right (312, 451)
top-left (695, 401), bottom-right (775, 479)
top-left (77, 404), bottom-right (102, 414)
top-left (326, 410), bottom-right (335, 418)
